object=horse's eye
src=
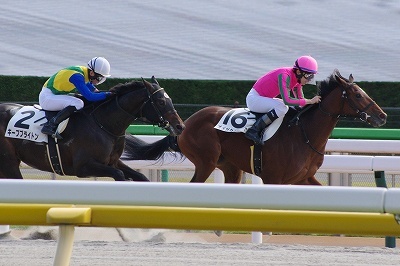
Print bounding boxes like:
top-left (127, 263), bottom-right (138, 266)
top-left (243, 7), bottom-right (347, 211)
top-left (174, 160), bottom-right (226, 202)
top-left (356, 94), bottom-right (362, 99)
top-left (158, 99), bottom-right (166, 106)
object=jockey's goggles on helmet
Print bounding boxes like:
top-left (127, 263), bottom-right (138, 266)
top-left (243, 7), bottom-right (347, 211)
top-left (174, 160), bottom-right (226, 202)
top-left (93, 72), bottom-right (106, 84)
top-left (302, 72), bottom-right (315, 81)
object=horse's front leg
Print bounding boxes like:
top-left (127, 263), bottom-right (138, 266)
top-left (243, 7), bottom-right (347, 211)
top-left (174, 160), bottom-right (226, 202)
top-left (116, 160), bottom-right (150, 182)
top-left (293, 176), bottom-right (322, 185)
top-left (75, 159), bottom-right (129, 181)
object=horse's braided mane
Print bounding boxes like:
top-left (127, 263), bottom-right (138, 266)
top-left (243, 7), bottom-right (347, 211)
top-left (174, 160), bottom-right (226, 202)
top-left (109, 80), bottom-right (145, 95)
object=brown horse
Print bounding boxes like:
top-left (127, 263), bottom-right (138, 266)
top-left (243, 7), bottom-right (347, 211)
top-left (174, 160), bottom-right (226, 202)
top-left (123, 70), bottom-right (387, 185)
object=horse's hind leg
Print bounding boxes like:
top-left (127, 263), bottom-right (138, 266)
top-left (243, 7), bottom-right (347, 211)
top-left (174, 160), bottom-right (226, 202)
top-left (294, 176), bottom-right (322, 185)
top-left (190, 165), bottom-right (217, 183)
top-left (213, 161), bottom-right (242, 238)
top-left (184, 144), bottom-right (221, 183)
top-left (178, 122), bottom-right (222, 183)
top-left (116, 160), bottom-right (150, 182)
top-left (0, 158), bottom-right (23, 179)
top-left (74, 159), bottom-right (140, 181)
top-left (217, 161), bottom-right (242, 183)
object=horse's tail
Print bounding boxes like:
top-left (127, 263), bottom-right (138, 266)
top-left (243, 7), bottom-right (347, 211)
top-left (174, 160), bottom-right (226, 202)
top-left (122, 134), bottom-right (181, 161)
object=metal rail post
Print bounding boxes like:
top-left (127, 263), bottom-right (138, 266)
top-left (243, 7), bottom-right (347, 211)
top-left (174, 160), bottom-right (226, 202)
top-left (374, 170), bottom-right (396, 248)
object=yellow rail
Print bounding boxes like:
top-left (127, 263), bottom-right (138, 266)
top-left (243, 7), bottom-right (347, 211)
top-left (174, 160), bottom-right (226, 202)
top-left (1, 204), bottom-right (399, 236)
top-left (2, 203), bottom-right (400, 266)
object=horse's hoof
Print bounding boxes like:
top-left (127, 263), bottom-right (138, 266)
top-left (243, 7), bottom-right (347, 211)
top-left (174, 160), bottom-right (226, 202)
top-left (214, 230), bottom-right (222, 237)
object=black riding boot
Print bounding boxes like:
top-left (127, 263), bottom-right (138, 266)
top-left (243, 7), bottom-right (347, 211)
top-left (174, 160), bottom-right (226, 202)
top-left (41, 106), bottom-right (77, 139)
top-left (245, 109), bottom-right (278, 145)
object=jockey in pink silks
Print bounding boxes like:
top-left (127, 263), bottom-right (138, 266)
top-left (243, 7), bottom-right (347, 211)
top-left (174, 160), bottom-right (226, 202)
top-left (245, 55), bottom-right (321, 145)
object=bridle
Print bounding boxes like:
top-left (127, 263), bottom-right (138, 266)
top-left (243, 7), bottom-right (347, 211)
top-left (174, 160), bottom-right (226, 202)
top-left (90, 86), bottom-right (176, 138)
top-left (318, 84), bottom-right (375, 123)
top-left (138, 87), bottom-right (178, 130)
top-left (297, 83), bottom-right (375, 155)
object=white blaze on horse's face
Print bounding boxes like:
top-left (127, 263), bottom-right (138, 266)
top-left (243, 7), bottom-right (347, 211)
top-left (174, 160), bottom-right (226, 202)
top-left (164, 91), bottom-right (171, 99)
top-left (358, 87), bottom-right (366, 94)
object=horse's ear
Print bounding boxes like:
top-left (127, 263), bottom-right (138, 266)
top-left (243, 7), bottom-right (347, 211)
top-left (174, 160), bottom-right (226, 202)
top-left (151, 76), bottom-right (159, 85)
top-left (141, 77), bottom-right (149, 87)
top-left (333, 69), bottom-right (341, 78)
top-left (333, 69), bottom-right (347, 85)
top-left (141, 77), bottom-right (154, 92)
top-left (349, 74), bottom-right (354, 83)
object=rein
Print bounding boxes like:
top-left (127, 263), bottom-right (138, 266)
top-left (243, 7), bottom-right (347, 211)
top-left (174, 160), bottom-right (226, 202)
top-left (298, 120), bottom-right (326, 156)
top-left (289, 105), bottom-right (326, 156)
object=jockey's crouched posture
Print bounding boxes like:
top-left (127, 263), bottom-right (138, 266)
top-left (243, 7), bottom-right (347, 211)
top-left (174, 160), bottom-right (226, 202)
top-left (245, 55), bottom-right (322, 145)
top-left (39, 57), bottom-right (114, 139)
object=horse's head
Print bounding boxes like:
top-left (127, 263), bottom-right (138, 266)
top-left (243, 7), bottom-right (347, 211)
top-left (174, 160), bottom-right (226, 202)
top-left (318, 69), bottom-right (387, 127)
top-left (140, 76), bottom-right (185, 136)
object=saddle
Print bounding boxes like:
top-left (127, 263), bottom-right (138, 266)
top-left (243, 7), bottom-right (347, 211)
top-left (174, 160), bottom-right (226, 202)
top-left (6, 103), bottom-right (97, 176)
top-left (214, 107), bottom-right (303, 176)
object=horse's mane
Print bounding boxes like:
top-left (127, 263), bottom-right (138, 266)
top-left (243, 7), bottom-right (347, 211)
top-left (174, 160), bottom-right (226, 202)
top-left (290, 69), bottom-right (348, 119)
top-left (317, 69), bottom-right (348, 99)
top-left (80, 80), bottom-right (145, 112)
top-left (109, 80), bottom-right (145, 95)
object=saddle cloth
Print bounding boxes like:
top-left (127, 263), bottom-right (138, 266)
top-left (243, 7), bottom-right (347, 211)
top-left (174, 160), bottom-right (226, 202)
top-left (5, 106), bottom-right (69, 143)
top-left (214, 108), bottom-right (284, 142)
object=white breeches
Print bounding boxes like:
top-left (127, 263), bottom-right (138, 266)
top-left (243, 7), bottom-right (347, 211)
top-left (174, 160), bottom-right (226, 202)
top-left (39, 87), bottom-right (84, 111)
top-left (246, 88), bottom-right (288, 117)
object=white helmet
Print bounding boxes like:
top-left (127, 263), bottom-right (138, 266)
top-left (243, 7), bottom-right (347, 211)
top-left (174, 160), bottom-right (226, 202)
top-left (87, 57), bottom-right (111, 77)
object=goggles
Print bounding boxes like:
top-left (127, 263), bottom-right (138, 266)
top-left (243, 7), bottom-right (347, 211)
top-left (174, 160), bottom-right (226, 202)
top-left (93, 73), bottom-right (106, 84)
top-left (302, 72), bottom-right (315, 81)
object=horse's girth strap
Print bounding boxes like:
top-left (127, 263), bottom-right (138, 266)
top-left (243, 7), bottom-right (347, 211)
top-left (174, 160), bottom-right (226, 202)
top-left (250, 144), bottom-right (262, 176)
top-left (46, 137), bottom-right (65, 176)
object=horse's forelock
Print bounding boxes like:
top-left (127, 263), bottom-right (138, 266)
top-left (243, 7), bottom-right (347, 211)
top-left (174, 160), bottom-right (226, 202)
top-left (318, 71), bottom-right (343, 98)
top-left (109, 81), bottom-right (145, 95)
top-left (334, 69), bottom-right (351, 83)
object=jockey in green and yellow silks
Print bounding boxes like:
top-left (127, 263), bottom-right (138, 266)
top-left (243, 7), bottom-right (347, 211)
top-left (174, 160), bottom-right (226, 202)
top-left (39, 57), bottom-right (113, 139)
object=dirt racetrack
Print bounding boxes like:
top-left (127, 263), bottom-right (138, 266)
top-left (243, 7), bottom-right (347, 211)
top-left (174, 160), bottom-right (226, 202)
top-left (1, 227), bottom-right (400, 265)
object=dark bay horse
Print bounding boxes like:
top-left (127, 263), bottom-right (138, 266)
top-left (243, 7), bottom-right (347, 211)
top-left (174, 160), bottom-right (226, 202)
top-left (123, 70), bottom-right (387, 185)
top-left (0, 77), bottom-right (184, 181)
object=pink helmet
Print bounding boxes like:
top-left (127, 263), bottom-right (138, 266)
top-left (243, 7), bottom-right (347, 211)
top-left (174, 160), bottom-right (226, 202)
top-left (294, 55), bottom-right (318, 74)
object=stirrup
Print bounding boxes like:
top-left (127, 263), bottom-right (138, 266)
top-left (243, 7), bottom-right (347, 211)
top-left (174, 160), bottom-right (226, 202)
top-left (52, 132), bottom-right (63, 140)
top-left (41, 127), bottom-right (56, 136)
top-left (245, 131), bottom-right (263, 145)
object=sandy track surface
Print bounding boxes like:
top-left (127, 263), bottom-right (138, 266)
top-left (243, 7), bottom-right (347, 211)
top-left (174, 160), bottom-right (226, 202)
top-left (1, 227), bottom-right (400, 265)
top-left (2, 240), bottom-right (400, 266)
